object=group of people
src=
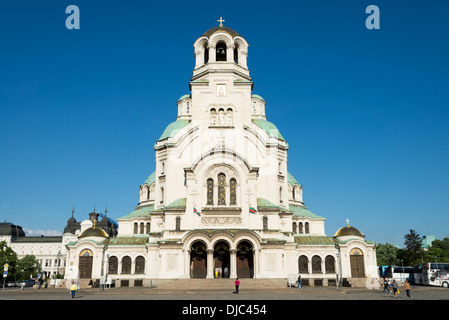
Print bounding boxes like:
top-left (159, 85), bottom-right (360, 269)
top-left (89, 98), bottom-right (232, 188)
top-left (382, 276), bottom-right (411, 299)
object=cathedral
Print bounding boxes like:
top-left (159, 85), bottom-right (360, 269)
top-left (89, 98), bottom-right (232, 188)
top-left (5, 21), bottom-right (378, 288)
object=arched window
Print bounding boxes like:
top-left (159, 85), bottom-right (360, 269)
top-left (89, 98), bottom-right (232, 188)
top-left (216, 42), bottom-right (227, 61)
top-left (108, 256), bottom-right (118, 274)
top-left (263, 216), bottom-right (268, 230)
top-left (146, 222), bottom-right (151, 234)
top-left (175, 217), bottom-right (181, 231)
top-left (135, 256), bottom-right (145, 274)
top-left (298, 222), bottom-right (303, 234)
top-left (204, 45), bottom-right (209, 64)
top-left (325, 255), bottom-right (336, 274)
top-left (230, 178), bottom-right (237, 205)
top-left (122, 256), bottom-right (132, 274)
top-left (253, 101), bottom-right (257, 114)
top-left (140, 222), bottom-right (144, 234)
top-left (210, 108), bottom-right (216, 125)
top-left (234, 47), bottom-right (238, 63)
top-left (133, 223), bottom-right (138, 234)
top-left (312, 255), bottom-right (322, 273)
top-left (292, 222), bottom-right (297, 233)
top-left (305, 222), bottom-right (310, 234)
top-left (218, 173), bottom-right (226, 205)
top-left (298, 255), bottom-right (308, 273)
top-left (207, 179), bottom-right (214, 205)
top-left (218, 108), bottom-right (225, 125)
top-left (226, 108), bottom-right (233, 125)
top-left (186, 102), bottom-right (190, 114)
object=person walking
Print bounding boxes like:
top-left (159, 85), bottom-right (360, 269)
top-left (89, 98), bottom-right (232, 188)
top-left (382, 277), bottom-right (390, 294)
top-left (392, 279), bottom-right (399, 298)
top-left (296, 275), bottom-right (302, 288)
top-left (404, 280), bottom-right (411, 299)
top-left (70, 280), bottom-right (77, 298)
top-left (234, 278), bottom-right (240, 294)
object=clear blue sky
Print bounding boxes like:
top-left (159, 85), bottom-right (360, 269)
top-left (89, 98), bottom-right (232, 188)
top-left (0, 1), bottom-right (448, 246)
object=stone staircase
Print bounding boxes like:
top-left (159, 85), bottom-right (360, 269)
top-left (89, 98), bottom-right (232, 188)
top-left (153, 278), bottom-right (287, 290)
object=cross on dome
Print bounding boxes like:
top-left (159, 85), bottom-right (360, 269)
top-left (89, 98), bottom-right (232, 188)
top-left (217, 17), bottom-right (225, 27)
top-left (346, 218), bottom-right (350, 227)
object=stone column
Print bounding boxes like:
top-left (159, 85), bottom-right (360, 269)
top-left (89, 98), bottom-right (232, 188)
top-left (206, 249), bottom-right (214, 279)
top-left (230, 249), bottom-right (237, 278)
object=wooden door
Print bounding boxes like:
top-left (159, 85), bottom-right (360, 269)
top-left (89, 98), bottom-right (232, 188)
top-left (350, 248), bottom-right (365, 278)
top-left (79, 249), bottom-right (93, 279)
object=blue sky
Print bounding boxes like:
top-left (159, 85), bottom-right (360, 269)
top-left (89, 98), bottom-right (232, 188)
top-left (0, 1), bottom-right (448, 246)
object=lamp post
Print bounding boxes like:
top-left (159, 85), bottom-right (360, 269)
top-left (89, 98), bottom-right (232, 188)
top-left (101, 245), bottom-right (108, 290)
top-left (401, 259), bottom-right (404, 282)
top-left (56, 250), bottom-right (61, 276)
top-left (335, 244), bottom-right (342, 290)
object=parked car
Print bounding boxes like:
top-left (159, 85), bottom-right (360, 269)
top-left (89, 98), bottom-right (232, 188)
top-left (7, 281), bottom-right (17, 287)
top-left (18, 279), bottom-right (35, 287)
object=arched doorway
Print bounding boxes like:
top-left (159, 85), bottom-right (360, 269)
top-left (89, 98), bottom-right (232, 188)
top-left (237, 241), bottom-right (254, 278)
top-left (79, 249), bottom-right (93, 279)
top-left (190, 241), bottom-right (207, 278)
top-left (350, 248), bottom-right (365, 278)
top-left (214, 241), bottom-right (230, 278)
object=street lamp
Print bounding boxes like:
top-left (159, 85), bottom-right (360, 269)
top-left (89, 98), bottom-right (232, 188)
top-left (56, 250), bottom-right (61, 276)
top-left (335, 244), bottom-right (342, 290)
top-left (401, 259), bottom-right (404, 282)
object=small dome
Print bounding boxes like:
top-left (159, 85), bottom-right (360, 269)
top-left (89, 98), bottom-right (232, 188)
top-left (79, 227), bottom-right (108, 238)
top-left (334, 220), bottom-right (364, 238)
top-left (202, 26), bottom-right (240, 38)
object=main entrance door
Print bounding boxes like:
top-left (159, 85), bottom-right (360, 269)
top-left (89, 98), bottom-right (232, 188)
top-left (214, 241), bottom-right (230, 278)
top-left (79, 249), bottom-right (93, 279)
top-left (190, 241), bottom-right (207, 278)
top-left (237, 241), bottom-right (254, 278)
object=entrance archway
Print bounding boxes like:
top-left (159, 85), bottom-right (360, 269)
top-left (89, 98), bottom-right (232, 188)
top-left (237, 241), bottom-right (254, 278)
top-left (79, 249), bottom-right (93, 279)
top-left (213, 241), bottom-right (230, 278)
top-left (190, 241), bottom-right (207, 278)
top-left (350, 248), bottom-right (365, 278)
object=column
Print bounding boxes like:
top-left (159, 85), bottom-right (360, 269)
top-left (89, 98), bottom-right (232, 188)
top-left (230, 249), bottom-right (237, 278)
top-left (206, 249), bottom-right (214, 279)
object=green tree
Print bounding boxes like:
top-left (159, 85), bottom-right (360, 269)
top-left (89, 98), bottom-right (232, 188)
top-left (425, 238), bottom-right (449, 263)
top-left (15, 255), bottom-right (40, 281)
top-left (403, 229), bottom-right (424, 265)
top-left (376, 243), bottom-right (399, 266)
top-left (0, 240), bottom-right (18, 281)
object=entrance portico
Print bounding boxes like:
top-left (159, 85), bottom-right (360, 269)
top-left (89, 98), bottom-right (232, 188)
top-left (185, 230), bottom-right (259, 279)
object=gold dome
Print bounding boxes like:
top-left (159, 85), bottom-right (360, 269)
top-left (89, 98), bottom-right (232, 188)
top-left (79, 226), bottom-right (108, 238)
top-left (333, 219), bottom-right (364, 238)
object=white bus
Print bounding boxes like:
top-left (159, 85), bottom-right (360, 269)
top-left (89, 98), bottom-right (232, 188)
top-left (422, 262), bottom-right (449, 288)
top-left (379, 265), bottom-right (422, 284)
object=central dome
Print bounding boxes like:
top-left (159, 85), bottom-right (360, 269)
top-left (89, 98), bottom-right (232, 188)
top-left (202, 26), bottom-right (240, 38)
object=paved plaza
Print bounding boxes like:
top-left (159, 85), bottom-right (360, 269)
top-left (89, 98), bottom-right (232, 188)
top-left (1, 284), bottom-right (447, 300)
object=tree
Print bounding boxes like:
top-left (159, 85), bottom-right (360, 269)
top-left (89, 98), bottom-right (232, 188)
top-left (376, 243), bottom-right (399, 266)
top-left (425, 238), bottom-right (449, 263)
top-left (0, 241), bottom-right (18, 281)
top-left (16, 255), bottom-right (40, 281)
top-left (403, 229), bottom-right (424, 265)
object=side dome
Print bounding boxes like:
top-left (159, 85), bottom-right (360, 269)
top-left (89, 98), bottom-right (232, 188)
top-left (333, 220), bottom-right (365, 238)
top-left (79, 227), bottom-right (108, 239)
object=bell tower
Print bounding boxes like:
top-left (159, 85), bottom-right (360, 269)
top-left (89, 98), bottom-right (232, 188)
top-left (192, 19), bottom-right (250, 81)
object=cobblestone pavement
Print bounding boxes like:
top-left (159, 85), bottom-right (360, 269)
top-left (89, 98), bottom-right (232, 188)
top-left (0, 284), bottom-right (448, 300)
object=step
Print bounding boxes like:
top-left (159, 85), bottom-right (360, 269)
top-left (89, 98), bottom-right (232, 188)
top-left (154, 278), bottom-right (287, 290)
